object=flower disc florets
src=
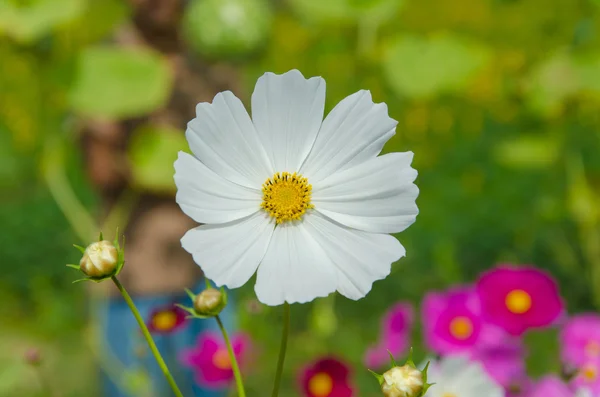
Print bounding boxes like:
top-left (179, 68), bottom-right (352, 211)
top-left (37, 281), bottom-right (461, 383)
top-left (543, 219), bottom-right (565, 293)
top-left (382, 365), bottom-right (424, 397)
top-left (261, 172), bottom-right (313, 224)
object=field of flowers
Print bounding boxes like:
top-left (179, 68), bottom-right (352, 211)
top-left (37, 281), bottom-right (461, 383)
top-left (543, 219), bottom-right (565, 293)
top-left (2, 0), bottom-right (600, 396)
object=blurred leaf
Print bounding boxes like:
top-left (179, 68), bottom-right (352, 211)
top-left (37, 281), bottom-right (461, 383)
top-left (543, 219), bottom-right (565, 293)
top-left (289, 0), bottom-right (404, 24)
top-left (128, 125), bottom-right (189, 194)
top-left (58, 0), bottom-right (129, 48)
top-left (526, 51), bottom-right (580, 117)
top-left (383, 34), bottom-right (490, 99)
top-left (566, 153), bottom-right (598, 227)
top-left (493, 134), bottom-right (561, 169)
top-left (0, 0), bottom-right (85, 43)
top-left (524, 328), bottom-right (561, 377)
top-left (574, 53), bottom-right (600, 95)
top-left (309, 295), bottom-right (338, 338)
top-left (183, 0), bottom-right (272, 58)
top-left (68, 46), bottom-right (172, 118)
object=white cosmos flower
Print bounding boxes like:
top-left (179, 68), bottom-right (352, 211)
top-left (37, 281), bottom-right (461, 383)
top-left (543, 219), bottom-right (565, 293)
top-left (425, 356), bottom-right (504, 397)
top-left (174, 69), bottom-right (419, 306)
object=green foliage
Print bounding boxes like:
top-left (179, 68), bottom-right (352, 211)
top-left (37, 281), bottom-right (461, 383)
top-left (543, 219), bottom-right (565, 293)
top-left (289, 0), bottom-right (404, 24)
top-left (69, 46), bottom-right (172, 118)
top-left (128, 124), bottom-right (190, 193)
top-left (183, 0), bottom-right (272, 58)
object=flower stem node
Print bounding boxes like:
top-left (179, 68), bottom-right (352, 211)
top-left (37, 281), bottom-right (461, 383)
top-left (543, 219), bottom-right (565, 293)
top-left (370, 348), bottom-right (434, 397)
top-left (67, 231), bottom-right (125, 283)
top-left (177, 285), bottom-right (228, 319)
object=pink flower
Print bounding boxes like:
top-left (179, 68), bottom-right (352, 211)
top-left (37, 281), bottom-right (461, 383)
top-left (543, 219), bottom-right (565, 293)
top-left (422, 286), bottom-right (510, 355)
top-left (364, 302), bottom-right (413, 368)
top-left (147, 304), bottom-right (187, 334)
top-left (571, 360), bottom-right (600, 396)
top-left (472, 341), bottom-right (528, 390)
top-left (476, 265), bottom-right (564, 336)
top-left (526, 376), bottom-right (572, 397)
top-left (299, 357), bottom-right (354, 397)
top-left (180, 331), bottom-right (250, 389)
top-left (561, 314), bottom-right (600, 367)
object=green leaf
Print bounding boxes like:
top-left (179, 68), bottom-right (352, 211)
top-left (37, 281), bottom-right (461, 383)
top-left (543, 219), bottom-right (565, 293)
top-left (0, 0), bottom-right (84, 42)
top-left (388, 350), bottom-right (397, 367)
top-left (73, 244), bottom-right (86, 254)
top-left (65, 264), bottom-right (80, 270)
top-left (289, 0), bottom-right (403, 24)
top-left (184, 288), bottom-right (196, 301)
top-left (383, 34), bottom-right (490, 99)
top-left (128, 125), bottom-right (188, 193)
top-left (69, 46), bottom-right (172, 118)
top-left (493, 134), bottom-right (561, 170)
top-left (183, 0), bottom-right (272, 58)
top-left (405, 347), bottom-right (416, 369)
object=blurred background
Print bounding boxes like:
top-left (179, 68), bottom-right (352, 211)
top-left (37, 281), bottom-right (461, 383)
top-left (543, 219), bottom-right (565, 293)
top-left (2, 0), bottom-right (600, 395)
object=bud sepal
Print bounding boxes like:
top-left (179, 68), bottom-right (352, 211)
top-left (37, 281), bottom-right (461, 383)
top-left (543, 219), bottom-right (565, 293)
top-left (369, 348), bottom-right (434, 397)
top-left (67, 231), bottom-right (125, 283)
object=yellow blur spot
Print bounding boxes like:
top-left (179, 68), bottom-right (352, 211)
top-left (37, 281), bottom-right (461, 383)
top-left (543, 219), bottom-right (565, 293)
top-left (505, 289), bottom-right (532, 314)
top-left (449, 316), bottom-right (474, 340)
top-left (308, 372), bottom-right (333, 397)
top-left (581, 364), bottom-right (598, 383)
top-left (152, 311), bottom-right (177, 331)
top-left (212, 349), bottom-right (231, 370)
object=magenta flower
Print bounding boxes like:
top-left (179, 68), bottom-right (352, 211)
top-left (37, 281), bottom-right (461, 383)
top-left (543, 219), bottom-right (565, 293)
top-left (299, 357), bottom-right (354, 397)
top-left (422, 286), bottom-right (510, 355)
top-left (571, 360), bottom-right (600, 396)
top-left (364, 302), bottom-right (413, 368)
top-left (476, 265), bottom-right (564, 336)
top-left (147, 304), bottom-right (187, 334)
top-left (561, 314), bottom-right (600, 367)
top-left (180, 331), bottom-right (250, 389)
top-left (472, 341), bottom-right (528, 390)
top-left (527, 376), bottom-right (572, 397)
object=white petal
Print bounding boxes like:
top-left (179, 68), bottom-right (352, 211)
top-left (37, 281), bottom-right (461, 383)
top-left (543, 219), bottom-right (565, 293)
top-left (300, 90), bottom-right (397, 183)
top-left (254, 220), bottom-right (337, 305)
top-left (186, 91), bottom-right (273, 188)
top-left (174, 152), bottom-right (262, 224)
top-left (181, 212), bottom-right (274, 289)
top-left (251, 70), bottom-right (326, 173)
top-left (312, 152), bottom-right (419, 233)
top-left (303, 213), bottom-right (405, 300)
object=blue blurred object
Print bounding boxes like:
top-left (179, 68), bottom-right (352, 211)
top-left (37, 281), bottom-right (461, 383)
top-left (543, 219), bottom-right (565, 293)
top-left (98, 281), bottom-right (235, 397)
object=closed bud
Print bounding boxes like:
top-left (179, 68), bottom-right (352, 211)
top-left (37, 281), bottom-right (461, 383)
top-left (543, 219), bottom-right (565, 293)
top-left (80, 240), bottom-right (119, 278)
top-left (194, 288), bottom-right (225, 316)
top-left (382, 365), bottom-right (424, 397)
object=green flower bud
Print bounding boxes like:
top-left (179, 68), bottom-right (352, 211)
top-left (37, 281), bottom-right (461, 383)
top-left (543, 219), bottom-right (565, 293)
top-left (194, 288), bottom-right (226, 316)
top-left (80, 240), bottom-right (119, 278)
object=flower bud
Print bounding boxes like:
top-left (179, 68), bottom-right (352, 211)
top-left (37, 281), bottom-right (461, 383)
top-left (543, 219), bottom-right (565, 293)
top-left (80, 240), bottom-right (119, 278)
top-left (381, 365), bottom-right (424, 397)
top-left (194, 288), bottom-right (226, 316)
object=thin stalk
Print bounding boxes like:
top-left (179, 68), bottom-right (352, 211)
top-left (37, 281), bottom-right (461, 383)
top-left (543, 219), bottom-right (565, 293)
top-left (215, 315), bottom-right (246, 397)
top-left (111, 276), bottom-right (184, 397)
top-left (270, 302), bottom-right (290, 397)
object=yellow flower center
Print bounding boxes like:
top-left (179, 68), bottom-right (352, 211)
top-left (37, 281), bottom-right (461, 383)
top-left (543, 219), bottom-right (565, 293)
top-left (212, 349), bottom-right (232, 370)
top-left (505, 289), bottom-right (532, 314)
top-left (308, 372), bottom-right (333, 397)
top-left (449, 316), bottom-right (474, 340)
top-left (581, 364), bottom-right (598, 383)
top-left (152, 311), bottom-right (177, 331)
top-left (261, 172), bottom-right (313, 224)
top-left (442, 393), bottom-right (458, 397)
top-left (585, 341), bottom-right (600, 358)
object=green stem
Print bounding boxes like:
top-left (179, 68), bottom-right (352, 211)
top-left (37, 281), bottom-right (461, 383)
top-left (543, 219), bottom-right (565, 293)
top-left (111, 276), bottom-right (184, 397)
top-left (215, 315), bottom-right (246, 397)
top-left (33, 365), bottom-right (55, 397)
top-left (271, 302), bottom-right (290, 397)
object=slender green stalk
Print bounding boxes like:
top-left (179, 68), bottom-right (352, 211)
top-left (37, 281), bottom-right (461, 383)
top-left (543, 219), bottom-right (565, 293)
top-left (215, 315), bottom-right (246, 397)
top-left (271, 302), bottom-right (291, 397)
top-left (111, 276), bottom-right (184, 397)
top-left (33, 366), bottom-right (55, 397)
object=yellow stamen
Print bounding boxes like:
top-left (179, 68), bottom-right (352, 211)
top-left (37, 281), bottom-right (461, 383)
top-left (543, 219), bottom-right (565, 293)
top-left (152, 311), bottom-right (177, 331)
top-left (261, 172), bottom-right (313, 224)
top-left (581, 364), bottom-right (598, 383)
top-left (441, 393), bottom-right (457, 397)
top-left (212, 349), bottom-right (232, 370)
top-left (505, 289), bottom-right (532, 314)
top-left (308, 372), bottom-right (333, 397)
top-left (449, 316), bottom-right (474, 340)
